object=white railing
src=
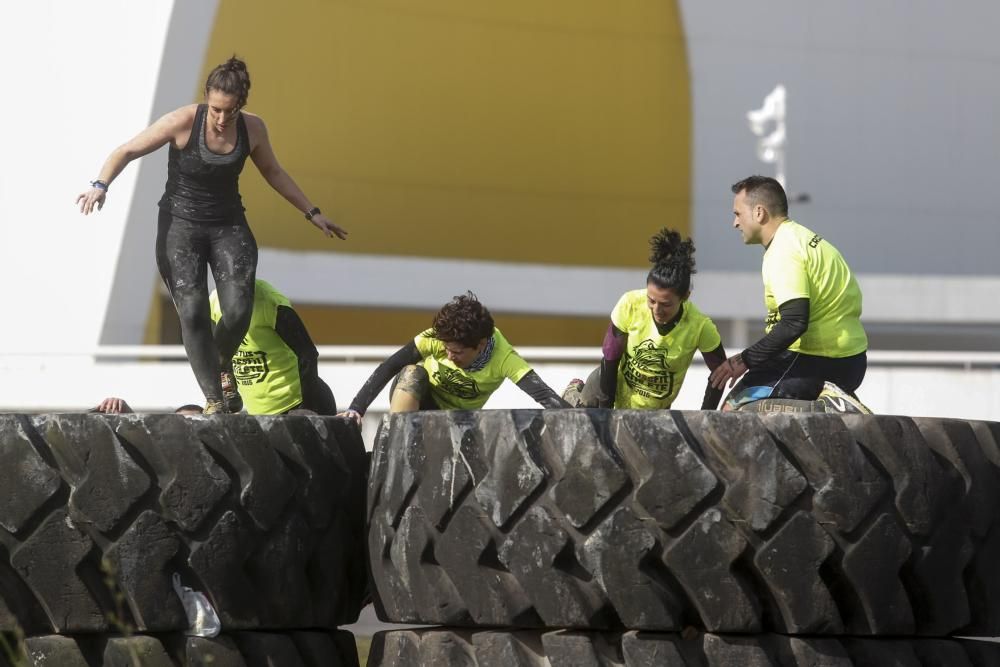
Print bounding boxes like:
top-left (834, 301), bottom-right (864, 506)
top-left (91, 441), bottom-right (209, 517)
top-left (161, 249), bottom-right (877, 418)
top-left (12, 345), bottom-right (999, 369)
top-left (1, 347), bottom-right (998, 437)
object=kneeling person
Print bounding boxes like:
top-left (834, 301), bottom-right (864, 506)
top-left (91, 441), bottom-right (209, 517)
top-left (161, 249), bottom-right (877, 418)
top-left (564, 228), bottom-right (727, 410)
top-left (342, 292), bottom-right (568, 424)
top-left (210, 279), bottom-right (336, 415)
top-left (710, 176), bottom-right (869, 412)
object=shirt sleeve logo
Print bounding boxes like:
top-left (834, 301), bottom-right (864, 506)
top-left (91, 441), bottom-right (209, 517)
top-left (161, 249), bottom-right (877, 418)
top-left (765, 309), bottom-right (781, 333)
top-left (621, 339), bottom-right (674, 400)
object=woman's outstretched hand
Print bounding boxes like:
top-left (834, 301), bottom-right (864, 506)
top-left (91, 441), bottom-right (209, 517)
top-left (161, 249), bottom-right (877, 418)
top-left (76, 187), bottom-right (107, 215)
top-left (310, 212), bottom-right (348, 240)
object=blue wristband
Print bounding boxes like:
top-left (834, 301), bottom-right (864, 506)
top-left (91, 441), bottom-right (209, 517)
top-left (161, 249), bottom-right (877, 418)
top-left (90, 179), bottom-right (109, 191)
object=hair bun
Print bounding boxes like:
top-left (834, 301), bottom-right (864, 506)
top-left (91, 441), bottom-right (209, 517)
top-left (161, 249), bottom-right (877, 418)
top-left (649, 228), bottom-right (695, 272)
top-left (646, 228), bottom-right (696, 295)
top-left (225, 56), bottom-right (247, 73)
top-left (205, 56), bottom-right (251, 107)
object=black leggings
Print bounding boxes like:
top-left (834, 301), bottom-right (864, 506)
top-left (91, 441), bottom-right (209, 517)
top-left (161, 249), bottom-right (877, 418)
top-left (156, 210), bottom-right (257, 403)
top-left (731, 350), bottom-right (867, 401)
top-left (284, 377), bottom-right (338, 416)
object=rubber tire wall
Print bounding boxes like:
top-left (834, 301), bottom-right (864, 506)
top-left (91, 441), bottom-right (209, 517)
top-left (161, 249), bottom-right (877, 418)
top-left (0, 630), bottom-right (359, 667)
top-left (367, 410), bottom-right (1000, 636)
top-left (368, 629), bottom-right (1000, 667)
top-left (0, 413), bottom-right (368, 634)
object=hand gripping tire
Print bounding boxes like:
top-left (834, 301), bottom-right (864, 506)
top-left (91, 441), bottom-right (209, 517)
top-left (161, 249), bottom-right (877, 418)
top-left (368, 409), bottom-right (1000, 636)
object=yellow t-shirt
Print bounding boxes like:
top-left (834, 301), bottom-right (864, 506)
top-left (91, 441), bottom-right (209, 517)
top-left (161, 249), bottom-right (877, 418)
top-left (611, 290), bottom-right (721, 409)
top-left (210, 280), bottom-right (302, 414)
top-left (414, 327), bottom-right (532, 410)
top-left (762, 220), bottom-right (867, 358)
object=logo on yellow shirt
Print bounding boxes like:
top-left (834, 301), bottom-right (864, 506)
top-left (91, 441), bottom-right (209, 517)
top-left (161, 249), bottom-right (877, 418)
top-left (234, 350), bottom-right (269, 385)
top-left (434, 365), bottom-right (479, 399)
top-left (622, 340), bottom-right (675, 400)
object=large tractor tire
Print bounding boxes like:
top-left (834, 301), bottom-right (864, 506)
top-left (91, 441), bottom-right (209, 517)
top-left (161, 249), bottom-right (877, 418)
top-left (1, 629), bottom-right (359, 667)
top-left (0, 413), bottom-right (368, 634)
top-left (368, 410), bottom-right (1000, 636)
top-left (368, 629), bottom-right (1000, 667)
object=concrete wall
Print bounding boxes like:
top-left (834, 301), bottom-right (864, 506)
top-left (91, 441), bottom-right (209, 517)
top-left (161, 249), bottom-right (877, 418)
top-left (680, 0), bottom-right (1000, 276)
top-left (0, 1), bottom-right (177, 352)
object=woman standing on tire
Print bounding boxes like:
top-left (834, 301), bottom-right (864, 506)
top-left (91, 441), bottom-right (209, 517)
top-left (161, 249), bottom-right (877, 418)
top-left (77, 57), bottom-right (347, 413)
top-left (563, 228), bottom-right (727, 410)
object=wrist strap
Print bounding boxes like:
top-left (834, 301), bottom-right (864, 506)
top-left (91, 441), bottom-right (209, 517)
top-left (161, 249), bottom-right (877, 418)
top-left (305, 206), bottom-right (321, 221)
top-left (90, 179), bottom-right (109, 192)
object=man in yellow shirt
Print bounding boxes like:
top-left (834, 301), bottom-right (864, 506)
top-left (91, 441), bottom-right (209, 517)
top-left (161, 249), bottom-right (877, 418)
top-left (341, 292), bottom-right (568, 423)
top-left (709, 176), bottom-right (869, 411)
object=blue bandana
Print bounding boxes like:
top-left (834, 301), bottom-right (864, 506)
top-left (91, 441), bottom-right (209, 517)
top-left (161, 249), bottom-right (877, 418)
top-left (466, 335), bottom-right (495, 372)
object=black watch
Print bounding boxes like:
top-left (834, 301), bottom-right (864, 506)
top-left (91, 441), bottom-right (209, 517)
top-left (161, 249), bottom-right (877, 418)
top-left (305, 206), bottom-right (321, 221)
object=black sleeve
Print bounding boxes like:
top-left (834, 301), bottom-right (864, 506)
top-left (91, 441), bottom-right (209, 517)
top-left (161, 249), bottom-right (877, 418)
top-left (700, 343), bottom-right (727, 410)
top-left (516, 370), bottom-right (572, 408)
top-left (597, 324), bottom-right (628, 408)
top-left (740, 298), bottom-right (810, 369)
top-left (348, 341), bottom-right (423, 415)
top-left (274, 306), bottom-right (329, 410)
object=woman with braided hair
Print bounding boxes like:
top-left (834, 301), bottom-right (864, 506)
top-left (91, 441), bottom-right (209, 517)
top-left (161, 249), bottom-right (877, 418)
top-left (563, 228), bottom-right (728, 410)
top-left (77, 57), bottom-right (348, 413)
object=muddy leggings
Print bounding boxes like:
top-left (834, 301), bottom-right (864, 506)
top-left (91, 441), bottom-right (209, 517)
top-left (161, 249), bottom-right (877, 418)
top-left (155, 209), bottom-right (258, 404)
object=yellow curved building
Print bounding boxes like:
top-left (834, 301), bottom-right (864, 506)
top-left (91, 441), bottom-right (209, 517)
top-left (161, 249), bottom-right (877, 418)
top-left (147, 0), bottom-right (692, 345)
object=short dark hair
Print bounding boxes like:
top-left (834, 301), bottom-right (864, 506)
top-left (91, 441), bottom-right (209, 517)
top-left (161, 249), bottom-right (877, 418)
top-left (731, 175), bottom-right (788, 217)
top-left (432, 292), bottom-right (495, 348)
top-left (205, 56), bottom-right (251, 108)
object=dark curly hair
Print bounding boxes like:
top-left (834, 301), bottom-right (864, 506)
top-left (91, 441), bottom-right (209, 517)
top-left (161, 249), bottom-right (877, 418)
top-left (647, 227), bottom-right (696, 295)
top-left (205, 56), bottom-right (251, 108)
top-left (432, 292), bottom-right (495, 348)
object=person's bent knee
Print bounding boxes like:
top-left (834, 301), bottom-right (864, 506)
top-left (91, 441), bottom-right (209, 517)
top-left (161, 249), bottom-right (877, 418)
top-left (390, 365), bottom-right (430, 413)
top-left (394, 365), bottom-right (429, 397)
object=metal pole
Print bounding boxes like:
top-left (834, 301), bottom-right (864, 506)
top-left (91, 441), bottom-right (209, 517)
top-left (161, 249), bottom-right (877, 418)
top-left (747, 84), bottom-right (787, 189)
